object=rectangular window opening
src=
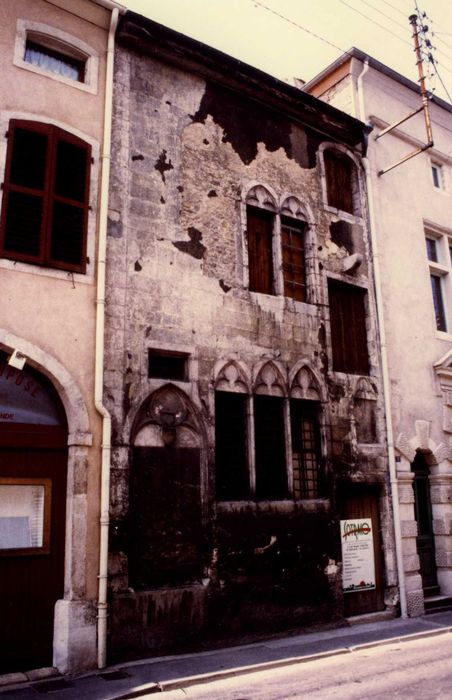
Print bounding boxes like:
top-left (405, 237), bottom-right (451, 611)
top-left (247, 206), bottom-right (275, 295)
top-left (430, 274), bottom-right (447, 332)
top-left (290, 400), bottom-right (322, 499)
top-left (431, 163), bottom-right (443, 189)
top-left (254, 395), bottom-right (287, 500)
top-left (281, 217), bottom-right (306, 302)
top-left (148, 350), bottom-right (188, 381)
top-left (215, 392), bottom-right (249, 500)
top-left (328, 279), bottom-right (369, 375)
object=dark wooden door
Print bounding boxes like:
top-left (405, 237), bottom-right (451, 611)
top-left (412, 453), bottom-right (438, 592)
top-left (342, 488), bottom-right (385, 616)
top-left (0, 446), bottom-right (67, 673)
top-left (129, 446), bottom-right (203, 589)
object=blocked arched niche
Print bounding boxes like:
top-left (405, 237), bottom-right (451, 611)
top-left (132, 383), bottom-right (203, 448)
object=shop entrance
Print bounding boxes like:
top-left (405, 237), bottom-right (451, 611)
top-left (0, 356), bottom-right (67, 672)
top-left (342, 486), bottom-right (385, 617)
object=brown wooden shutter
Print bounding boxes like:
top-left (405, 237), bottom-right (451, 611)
top-left (328, 279), bottom-right (369, 374)
top-left (324, 150), bottom-right (354, 214)
top-left (247, 207), bottom-right (274, 294)
top-left (0, 120), bottom-right (90, 273)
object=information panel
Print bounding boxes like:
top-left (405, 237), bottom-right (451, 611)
top-left (340, 518), bottom-right (376, 593)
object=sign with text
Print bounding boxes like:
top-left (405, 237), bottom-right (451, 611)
top-left (340, 518), bottom-right (376, 593)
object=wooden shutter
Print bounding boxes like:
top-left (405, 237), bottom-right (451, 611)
top-left (324, 150), bottom-right (354, 214)
top-left (281, 218), bottom-right (306, 302)
top-left (0, 120), bottom-right (90, 273)
top-left (328, 279), bottom-right (369, 374)
top-left (247, 207), bottom-right (274, 294)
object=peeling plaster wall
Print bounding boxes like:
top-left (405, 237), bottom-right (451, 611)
top-left (105, 47), bottom-right (394, 660)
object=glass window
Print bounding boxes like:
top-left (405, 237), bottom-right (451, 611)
top-left (430, 275), bottom-right (447, 332)
top-left (25, 39), bottom-right (85, 82)
top-left (431, 163), bottom-right (443, 189)
top-left (0, 478), bottom-right (51, 554)
top-left (290, 400), bottom-right (322, 498)
top-left (426, 237), bottom-right (438, 262)
top-left (281, 218), bottom-right (306, 302)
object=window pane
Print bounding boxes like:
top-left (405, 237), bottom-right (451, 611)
top-left (247, 207), bottom-right (274, 295)
top-left (281, 219), bottom-right (306, 302)
top-left (425, 238), bottom-right (438, 262)
top-left (430, 275), bottom-right (447, 331)
top-left (25, 40), bottom-right (84, 82)
top-left (55, 140), bottom-right (88, 202)
top-left (215, 392), bottom-right (249, 500)
top-left (254, 395), bottom-right (287, 499)
top-left (50, 201), bottom-right (84, 266)
top-left (4, 191), bottom-right (43, 256)
top-left (291, 400), bottom-right (321, 499)
top-left (10, 128), bottom-right (48, 190)
top-left (431, 165), bottom-right (441, 189)
top-left (0, 484), bottom-right (45, 550)
top-left (148, 351), bottom-right (188, 380)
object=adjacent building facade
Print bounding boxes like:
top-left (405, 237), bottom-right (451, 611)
top-left (105, 13), bottom-right (398, 661)
top-left (305, 48), bottom-right (452, 616)
top-left (0, 0), bottom-right (121, 674)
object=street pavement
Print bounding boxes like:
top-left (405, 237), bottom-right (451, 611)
top-left (1, 610), bottom-right (452, 699)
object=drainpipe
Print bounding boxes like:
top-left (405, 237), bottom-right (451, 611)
top-left (96, 6), bottom-right (119, 669)
top-left (356, 59), bottom-right (408, 618)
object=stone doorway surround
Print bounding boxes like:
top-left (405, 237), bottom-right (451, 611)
top-left (395, 417), bottom-right (451, 617)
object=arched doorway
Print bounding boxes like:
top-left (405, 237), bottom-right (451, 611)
top-left (128, 385), bottom-right (204, 589)
top-left (411, 452), bottom-right (438, 594)
top-left (0, 353), bottom-right (68, 672)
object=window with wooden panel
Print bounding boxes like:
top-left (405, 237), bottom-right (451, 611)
top-left (324, 149), bottom-right (355, 215)
top-left (328, 279), bottom-right (369, 375)
top-left (281, 217), bottom-right (306, 302)
top-left (247, 206), bottom-right (274, 295)
top-left (0, 120), bottom-right (91, 273)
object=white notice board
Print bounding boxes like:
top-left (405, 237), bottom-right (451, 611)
top-left (340, 518), bottom-right (376, 593)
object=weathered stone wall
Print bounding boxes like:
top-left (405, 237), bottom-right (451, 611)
top-left (105, 46), bottom-right (394, 660)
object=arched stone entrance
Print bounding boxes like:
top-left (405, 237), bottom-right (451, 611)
top-left (0, 333), bottom-right (94, 673)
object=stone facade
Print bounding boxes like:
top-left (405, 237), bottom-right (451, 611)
top-left (105, 14), bottom-right (396, 661)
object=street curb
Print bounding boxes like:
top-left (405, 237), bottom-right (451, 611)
top-left (114, 624), bottom-right (452, 699)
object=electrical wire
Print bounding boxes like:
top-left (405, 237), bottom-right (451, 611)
top-left (338, 0), bottom-right (412, 47)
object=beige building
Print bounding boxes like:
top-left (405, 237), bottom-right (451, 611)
top-left (306, 48), bottom-right (452, 616)
top-left (0, 0), bottom-right (123, 675)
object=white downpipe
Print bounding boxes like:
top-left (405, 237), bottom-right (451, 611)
top-left (96, 6), bottom-right (119, 669)
top-left (356, 60), bottom-right (407, 617)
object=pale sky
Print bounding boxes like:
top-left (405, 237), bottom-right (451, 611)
top-left (121, 0), bottom-right (452, 103)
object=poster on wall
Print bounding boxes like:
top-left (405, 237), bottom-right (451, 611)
top-left (340, 518), bottom-right (376, 593)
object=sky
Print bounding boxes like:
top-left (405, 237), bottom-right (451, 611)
top-left (120, 0), bottom-right (452, 103)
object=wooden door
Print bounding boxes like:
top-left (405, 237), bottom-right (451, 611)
top-left (412, 453), bottom-right (438, 593)
top-left (342, 487), bottom-right (385, 616)
top-left (0, 357), bottom-right (67, 672)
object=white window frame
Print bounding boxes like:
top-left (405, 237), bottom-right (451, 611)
top-left (430, 161), bottom-right (445, 191)
top-left (425, 227), bottom-right (452, 337)
top-left (14, 20), bottom-right (99, 95)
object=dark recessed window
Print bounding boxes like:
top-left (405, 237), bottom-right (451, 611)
top-left (430, 275), bottom-right (447, 332)
top-left (254, 395), bottom-right (287, 500)
top-left (148, 350), bottom-right (188, 381)
top-left (215, 392), bottom-right (249, 500)
top-left (328, 279), bottom-right (369, 375)
top-left (0, 120), bottom-right (90, 273)
top-left (25, 39), bottom-right (86, 83)
top-left (290, 399), bottom-right (322, 498)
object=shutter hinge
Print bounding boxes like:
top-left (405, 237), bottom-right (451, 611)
top-left (86, 256), bottom-right (90, 265)
top-left (91, 157), bottom-right (94, 164)
top-left (5, 131), bottom-right (9, 138)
